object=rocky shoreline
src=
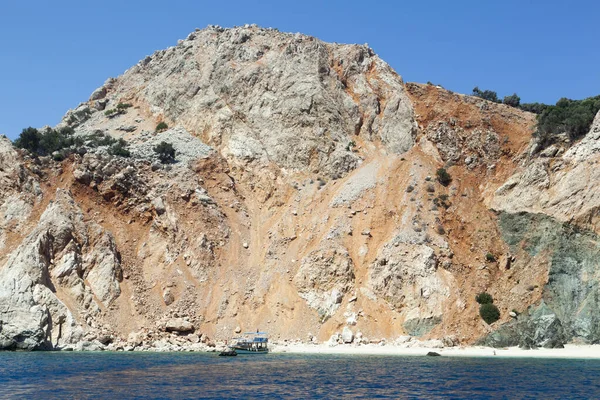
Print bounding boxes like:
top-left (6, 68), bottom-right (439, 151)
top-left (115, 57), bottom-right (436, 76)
top-left (13, 336), bottom-right (600, 361)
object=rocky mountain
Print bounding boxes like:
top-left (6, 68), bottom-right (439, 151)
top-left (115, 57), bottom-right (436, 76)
top-left (1, 24), bottom-right (599, 351)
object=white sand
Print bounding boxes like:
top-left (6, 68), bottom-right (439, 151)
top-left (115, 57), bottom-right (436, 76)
top-left (271, 343), bottom-right (600, 359)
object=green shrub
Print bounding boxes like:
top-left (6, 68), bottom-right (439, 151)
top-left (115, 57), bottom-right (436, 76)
top-left (480, 303), bottom-right (500, 324)
top-left (436, 168), bottom-right (451, 186)
top-left (503, 93), bottom-right (521, 108)
top-left (485, 253), bottom-right (496, 262)
top-left (52, 151), bottom-right (68, 162)
top-left (472, 87), bottom-right (500, 103)
top-left (58, 126), bottom-right (75, 136)
top-left (14, 127), bottom-right (42, 153)
top-left (87, 131), bottom-right (116, 147)
top-left (108, 139), bottom-right (131, 157)
top-left (475, 292), bottom-right (493, 305)
top-left (156, 122), bottom-right (169, 132)
top-left (536, 95), bottom-right (600, 144)
top-left (39, 128), bottom-right (74, 155)
top-left (104, 108), bottom-right (124, 118)
top-left (14, 127), bottom-right (78, 157)
top-left (116, 102), bottom-right (133, 110)
top-left (153, 141), bottom-right (175, 163)
top-left (520, 102), bottom-right (548, 115)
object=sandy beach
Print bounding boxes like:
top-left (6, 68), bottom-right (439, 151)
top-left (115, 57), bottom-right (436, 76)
top-left (271, 343), bottom-right (600, 359)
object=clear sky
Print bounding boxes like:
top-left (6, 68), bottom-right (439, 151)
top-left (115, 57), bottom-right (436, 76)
top-left (1, 0), bottom-right (598, 139)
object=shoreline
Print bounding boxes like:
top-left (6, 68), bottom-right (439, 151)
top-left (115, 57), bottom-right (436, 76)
top-left (270, 343), bottom-right (600, 359)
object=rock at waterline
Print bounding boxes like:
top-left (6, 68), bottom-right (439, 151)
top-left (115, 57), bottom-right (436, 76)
top-left (341, 327), bottom-right (354, 343)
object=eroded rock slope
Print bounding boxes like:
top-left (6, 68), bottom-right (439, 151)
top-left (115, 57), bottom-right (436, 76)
top-left (1, 25), bottom-right (598, 350)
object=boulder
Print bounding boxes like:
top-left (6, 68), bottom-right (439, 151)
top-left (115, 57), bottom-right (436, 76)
top-left (89, 86), bottom-right (107, 101)
top-left (341, 327), bottom-right (354, 343)
top-left (165, 318), bottom-right (195, 333)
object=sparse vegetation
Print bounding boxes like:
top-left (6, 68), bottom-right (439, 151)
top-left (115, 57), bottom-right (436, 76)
top-left (116, 102), bottom-right (133, 110)
top-left (13, 126), bottom-right (80, 158)
top-left (13, 126), bottom-right (131, 160)
top-left (156, 122), bottom-right (169, 132)
top-left (436, 168), bottom-right (452, 186)
top-left (485, 253), bottom-right (496, 262)
top-left (346, 140), bottom-right (356, 152)
top-left (476, 292), bottom-right (493, 305)
top-left (87, 131), bottom-right (117, 147)
top-left (108, 139), bottom-right (131, 157)
top-left (471, 85), bottom-right (600, 150)
top-left (153, 141), bottom-right (176, 163)
top-left (433, 194), bottom-right (451, 209)
top-left (105, 102), bottom-right (133, 118)
top-left (104, 108), bottom-right (124, 118)
top-left (479, 303), bottom-right (500, 324)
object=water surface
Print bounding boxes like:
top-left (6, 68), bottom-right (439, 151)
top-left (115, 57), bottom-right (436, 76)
top-left (1, 352), bottom-right (599, 399)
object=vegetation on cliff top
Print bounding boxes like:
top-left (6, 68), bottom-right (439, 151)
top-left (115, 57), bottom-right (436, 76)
top-left (536, 96), bottom-right (600, 145)
top-left (13, 126), bottom-right (131, 159)
top-left (471, 86), bottom-right (600, 149)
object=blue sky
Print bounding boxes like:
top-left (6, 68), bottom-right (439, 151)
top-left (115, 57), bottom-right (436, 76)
top-left (1, 0), bottom-right (598, 139)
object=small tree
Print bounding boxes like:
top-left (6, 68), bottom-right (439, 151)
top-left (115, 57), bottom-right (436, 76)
top-left (39, 128), bottom-right (69, 155)
top-left (156, 122), bottom-right (169, 132)
top-left (480, 303), bottom-right (500, 324)
top-left (14, 127), bottom-right (41, 153)
top-left (153, 141), bottom-right (175, 163)
top-left (472, 87), bottom-right (500, 103)
top-left (475, 292), bottom-right (493, 305)
top-left (503, 93), bottom-right (521, 108)
top-left (436, 167), bottom-right (451, 186)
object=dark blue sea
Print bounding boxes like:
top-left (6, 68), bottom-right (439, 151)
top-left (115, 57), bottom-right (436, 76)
top-left (1, 352), bottom-right (599, 399)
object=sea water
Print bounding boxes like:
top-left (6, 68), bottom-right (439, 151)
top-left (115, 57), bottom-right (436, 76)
top-left (1, 352), bottom-right (599, 399)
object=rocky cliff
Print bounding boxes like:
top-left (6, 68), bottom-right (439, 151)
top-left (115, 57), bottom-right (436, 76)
top-left (1, 24), bottom-right (598, 351)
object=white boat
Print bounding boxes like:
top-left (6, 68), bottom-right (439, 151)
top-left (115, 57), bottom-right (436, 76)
top-left (228, 331), bottom-right (269, 354)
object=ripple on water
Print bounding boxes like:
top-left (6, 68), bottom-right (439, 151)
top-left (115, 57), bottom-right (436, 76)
top-left (1, 352), bottom-right (600, 399)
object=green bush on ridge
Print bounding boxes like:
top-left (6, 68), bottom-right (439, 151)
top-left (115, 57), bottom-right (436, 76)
top-left (13, 127), bottom-right (131, 160)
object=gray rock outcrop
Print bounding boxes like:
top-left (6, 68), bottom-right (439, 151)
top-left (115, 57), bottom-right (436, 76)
top-left (0, 190), bottom-right (122, 350)
top-left (86, 25), bottom-right (416, 177)
top-left (369, 231), bottom-right (448, 336)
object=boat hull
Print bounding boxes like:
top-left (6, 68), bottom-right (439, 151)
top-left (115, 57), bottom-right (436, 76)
top-left (231, 348), bottom-right (269, 354)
